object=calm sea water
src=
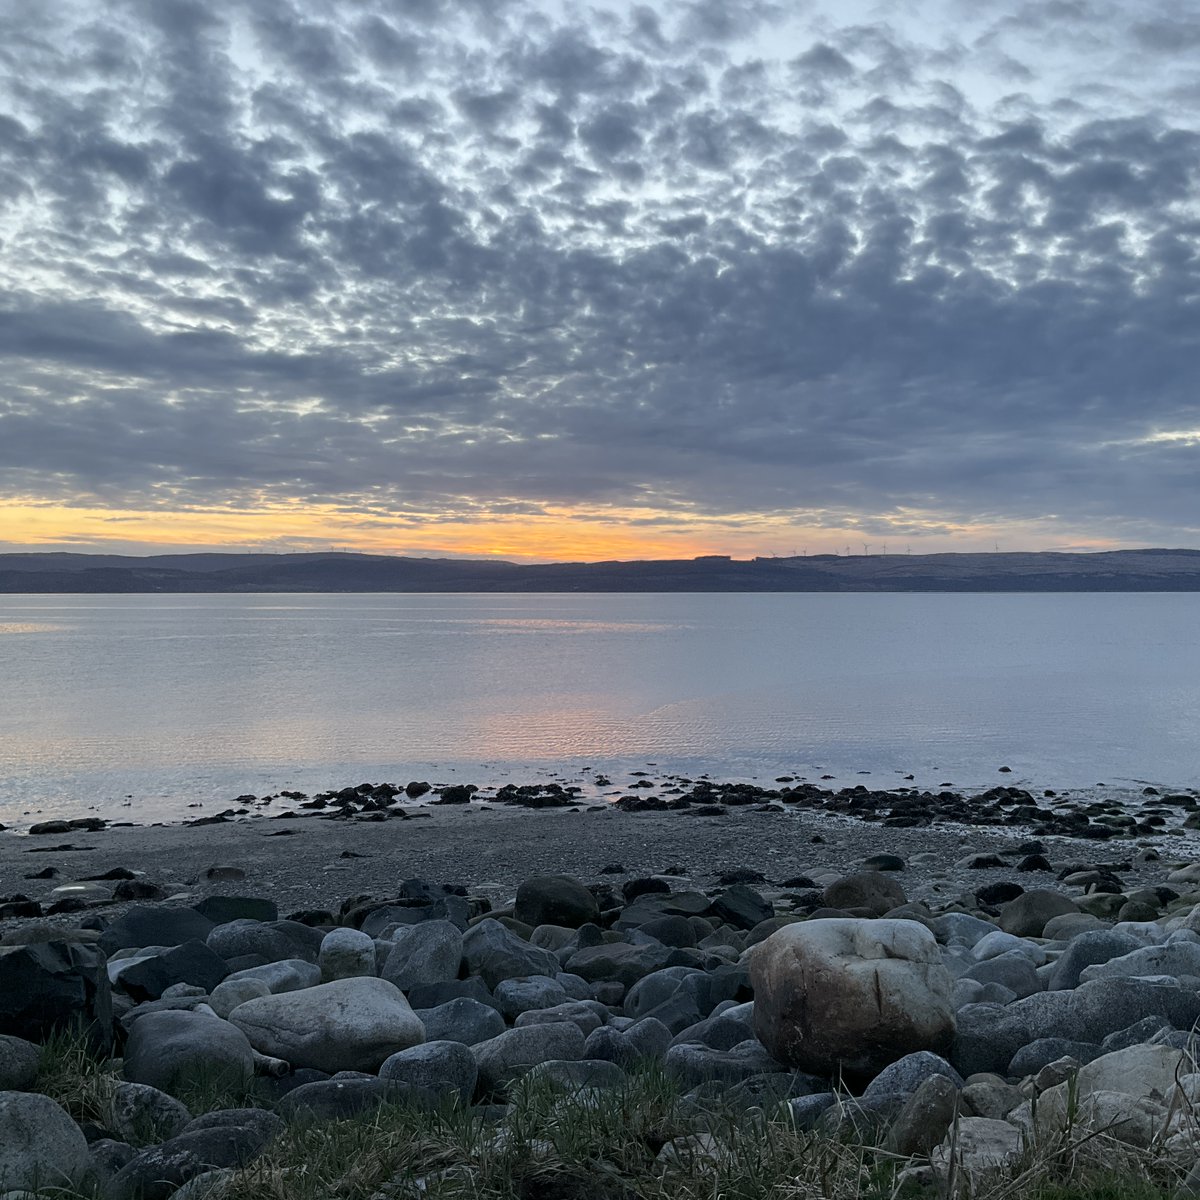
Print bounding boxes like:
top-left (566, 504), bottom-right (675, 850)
top-left (0, 592), bottom-right (1197, 827)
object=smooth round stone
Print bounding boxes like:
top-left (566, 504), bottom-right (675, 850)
top-left (318, 929), bottom-right (377, 982)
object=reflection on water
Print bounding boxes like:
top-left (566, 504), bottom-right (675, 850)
top-left (0, 591), bottom-right (1197, 824)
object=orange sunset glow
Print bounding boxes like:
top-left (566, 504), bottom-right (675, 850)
top-left (0, 501), bottom-right (1124, 561)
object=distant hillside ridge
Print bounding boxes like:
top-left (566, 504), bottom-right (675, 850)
top-left (2, 548), bottom-right (1200, 592)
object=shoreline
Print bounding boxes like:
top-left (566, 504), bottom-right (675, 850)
top-left (3, 777), bottom-right (1195, 922)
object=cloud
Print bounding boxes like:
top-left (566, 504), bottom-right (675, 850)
top-left (0, 0), bottom-right (1197, 552)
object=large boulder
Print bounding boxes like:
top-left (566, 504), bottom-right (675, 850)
top-left (461, 920), bottom-right (559, 989)
top-left (749, 919), bottom-right (954, 1081)
top-left (1047, 930), bottom-right (1142, 990)
top-left (415, 998), bottom-right (505, 1046)
top-left (472, 1024), bottom-right (586, 1094)
top-left (514, 876), bottom-right (600, 930)
top-left (379, 1041), bottom-right (478, 1103)
top-left (0, 941), bottom-right (113, 1050)
top-left (100, 907), bottom-right (214, 955)
top-left (123, 1010), bottom-right (255, 1096)
top-left (565, 941), bottom-right (675, 988)
top-left (228, 977), bottom-right (424, 1073)
top-left (0, 1090), bottom-right (91, 1192)
top-left (108, 1124), bottom-right (275, 1200)
top-left (821, 872), bottom-right (907, 917)
top-left (997, 891), bottom-right (1079, 938)
top-left (206, 920), bottom-right (321, 965)
top-left (952, 978), bottom-right (1200, 1077)
top-left (111, 941), bottom-right (229, 1002)
top-left (1079, 941), bottom-right (1200, 983)
top-left (380, 921), bottom-right (464, 992)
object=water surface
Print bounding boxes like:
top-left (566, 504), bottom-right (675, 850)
top-left (0, 592), bottom-right (1196, 826)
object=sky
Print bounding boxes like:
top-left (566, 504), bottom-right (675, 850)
top-left (0, 0), bottom-right (1198, 561)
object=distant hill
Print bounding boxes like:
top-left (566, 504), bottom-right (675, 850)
top-left (3, 548), bottom-right (1200, 592)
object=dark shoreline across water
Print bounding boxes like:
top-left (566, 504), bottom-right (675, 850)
top-left (5, 546), bottom-right (1200, 593)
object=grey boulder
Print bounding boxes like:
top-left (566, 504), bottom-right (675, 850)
top-left (108, 1081), bottom-right (192, 1144)
top-left (379, 1041), bottom-right (478, 1103)
top-left (123, 1010), bottom-right (255, 1096)
top-left (473, 1023), bottom-right (586, 1094)
top-left (228, 977), bottom-right (424, 1073)
top-left (415, 997), bottom-right (506, 1046)
top-left (108, 1125), bottom-right (274, 1200)
top-left (380, 921), bottom-right (464, 992)
top-left (461, 920), bottom-right (559, 989)
top-left (0, 1090), bottom-right (91, 1193)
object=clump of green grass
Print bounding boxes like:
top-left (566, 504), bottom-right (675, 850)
top-left (32, 1052), bottom-right (1194, 1200)
top-left (33, 1028), bottom-right (119, 1125)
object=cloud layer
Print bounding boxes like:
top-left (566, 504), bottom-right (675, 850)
top-left (1, 0), bottom-right (1197, 553)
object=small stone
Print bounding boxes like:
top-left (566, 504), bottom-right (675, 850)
top-left (0, 1038), bottom-right (40, 1092)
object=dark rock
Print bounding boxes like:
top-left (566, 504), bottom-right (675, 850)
top-left (951, 978), bottom-right (1200, 1076)
top-left (0, 940), bottom-right (113, 1050)
top-left (1100, 1015), bottom-right (1173, 1053)
top-left (566, 942), bottom-right (675, 989)
top-left (123, 1010), bottom-right (253, 1096)
top-left (708, 885), bottom-right (773, 931)
top-left (885, 1075), bottom-right (960, 1156)
top-left (821, 871), bottom-right (907, 917)
top-left (434, 785), bottom-right (476, 805)
top-left (1007, 1038), bottom-right (1101, 1076)
top-left (280, 1077), bottom-right (433, 1121)
top-left (194, 896), bottom-right (279, 925)
top-left (461, 919), bottom-right (560, 988)
top-left (513, 876), bottom-right (600, 930)
top-left (1017, 855), bottom-right (1053, 873)
top-left (716, 868), bottom-right (767, 886)
top-left (975, 882), bottom-right (1024, 906)
top-left (99, 907), bottom-right (215, 956)
top-left (637, 916), bottom-right (697, 948)
top-left (861, 1051), bottom-right (964, 1102)
top-left (405, 977), bottom-right (500, 1013)
top-left (665, 1040), bottom-right (785, 1088)
top-left (115, 941), bottom-right (230, 1002)
top-left (110, 1127), bottom-right (271, 1199)
top-left (89, 1138), bottom-right (136, 1189)
top-left (622, 878), bottom-right (671, 903)
top-left (863, 854), bottom-right (905, 872)
top-left (998, 890), bottom-right (1079, 937)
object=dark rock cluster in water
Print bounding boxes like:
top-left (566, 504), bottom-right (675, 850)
top-left (610, 777), bottom-right (1198, 842)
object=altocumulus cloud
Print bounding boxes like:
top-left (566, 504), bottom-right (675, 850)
top-left (0, 0), bottom-right (1198, 547)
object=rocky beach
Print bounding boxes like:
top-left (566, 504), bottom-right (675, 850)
top-left (3, 776), bottom-right (1200, 1198)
